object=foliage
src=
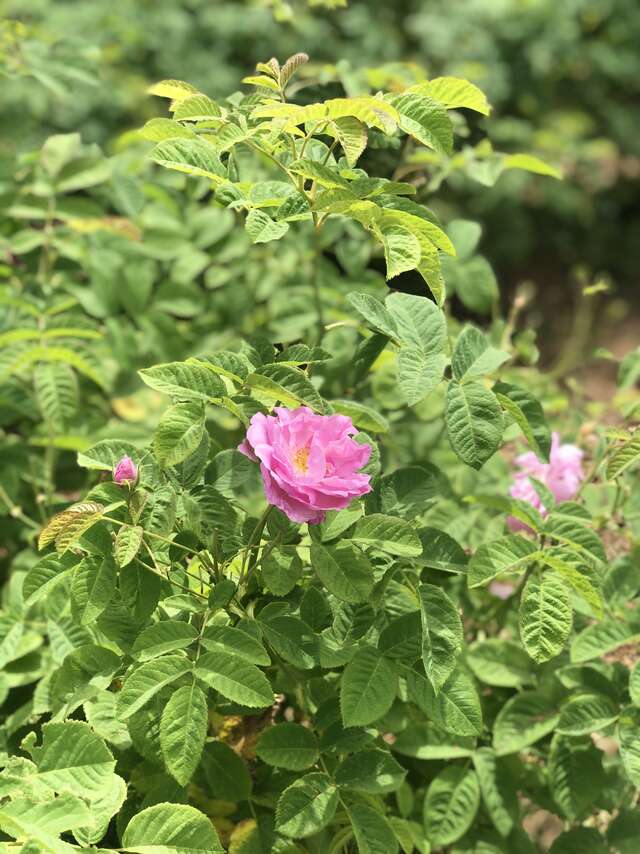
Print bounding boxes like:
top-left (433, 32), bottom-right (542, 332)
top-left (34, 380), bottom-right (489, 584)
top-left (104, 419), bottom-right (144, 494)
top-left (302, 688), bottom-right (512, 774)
top-left (0, 39), bottom-right (639, 854)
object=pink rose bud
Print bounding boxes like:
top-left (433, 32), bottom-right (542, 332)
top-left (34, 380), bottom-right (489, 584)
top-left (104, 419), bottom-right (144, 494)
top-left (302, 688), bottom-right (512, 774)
top-left (507, 432), bottom-right (584, 531)
top-left (114, 455), bottom-right (138, 484)
top-left (238, 406), bottom-right (372, 524)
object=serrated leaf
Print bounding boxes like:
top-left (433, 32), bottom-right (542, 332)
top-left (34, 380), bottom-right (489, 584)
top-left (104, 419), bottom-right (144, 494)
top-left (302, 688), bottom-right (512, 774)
top-left (407, 666), bottom-right (483, 737)
top-left (393, 93), bottom-right (453, 154)
top-left (618, 705), bottom-right (640, 786)
top-left (195, 650), bottom-right (273, 708)
top-left (275, 772), bottom-right (338, 839)
top-left (244, 209), bottom-right (290, 243)
top-left (118, 655), bottom-right (191, 719)
top-left (423, 765), bottom-right (480, 846)
top-left (335, 748), bottom-right (406, 793)
top-left (467, 639), bottom-right (535, 687)
top-left (150, 138), bottom-right (226, 183)
top-left (173, 94), bottom-right (222, 121)
top-left (446, 380), bottom-right (504, 469)
top-left (256, 722), bottom-right (319, 770)
top-left (570, 619), bottom-right (638, 663)
top-left (348, 802), bottom-right (399, 854)
top-left (23, 553), bottom-right (77, 607)
top-left (548, 734), bottom-right (605, 820)
top-left (201, 740), bottom-right (252, 802)
top-left (493, 381), bottom-right (551, 460)
top-left (557, 692), bottom-right (618, 736)
top-left (607, 434), bottom-right (640, 479)
top-left (131, 622), bottom-right (198, 662)
top-left (148, 79), bottom-right (199, 100)
top-left (493, 690), bottom-right (559, 755)
top-left (311, 541), bottom-right (374, 603)
top-left (351, 514), bottom-right (422, 557)
top-left (413, 77), bottom-right (491, 115)
top-left (160, 683), bottom-right (208, 785)
top-left (452, 327), bottom-right (510, 381)
top-left (70, 556), bottom-right (117, 626)
top-left (468, 535), bottom-right (539, 588)
top-left (473, 747), bottom-right (518, 837)
top-left (154, 401), bottom-right (205, 468)
top-left (38, 502), bottom-right (104, 551)
top-left (332, 116), bottom-right (368, 166)
top-left (419, 583), bottom-right (463, 693)
top-left (200, 625), bottom-right (270, 666)
top-left (122, 802), bottom-right (224, 853)
top-left (519, 569), bottom-right (572, 663)
top-left (378, 223), bottom-right (421, 279)
top-left (348, 292), bottom-right (399, 339)
top-left (341, 645), bottom-right (397, 727)
top-left (139, 361), bottom-right (225, 401)
top-left (114, 525), bottom-right (144, 567)
top-left (247, 363), bottom-right (324, 411)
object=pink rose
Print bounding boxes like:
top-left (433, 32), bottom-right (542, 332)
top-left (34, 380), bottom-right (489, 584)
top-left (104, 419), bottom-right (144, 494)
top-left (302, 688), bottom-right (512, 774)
top-left (238, 406), bottom-right (372, 524)
top-left (113, 455), bottom-right (138, 484)
top-left (507, 432), bottom-right (584, 531)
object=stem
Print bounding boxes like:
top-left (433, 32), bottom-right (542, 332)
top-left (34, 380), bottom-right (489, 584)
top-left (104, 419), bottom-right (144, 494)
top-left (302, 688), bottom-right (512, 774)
top-left (239, 505), bottom-right (273, 585)
top-left (0, 483), bottom-right (40, 530)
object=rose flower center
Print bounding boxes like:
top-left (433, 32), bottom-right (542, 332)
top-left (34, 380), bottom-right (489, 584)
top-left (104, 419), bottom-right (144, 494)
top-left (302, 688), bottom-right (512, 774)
top-left (292, 445), bottom-right (311, 474)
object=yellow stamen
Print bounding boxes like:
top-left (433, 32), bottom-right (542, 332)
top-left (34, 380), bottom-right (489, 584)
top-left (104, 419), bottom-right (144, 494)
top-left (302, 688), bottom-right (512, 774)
top-left (293, 446), bottom-right (310, 473)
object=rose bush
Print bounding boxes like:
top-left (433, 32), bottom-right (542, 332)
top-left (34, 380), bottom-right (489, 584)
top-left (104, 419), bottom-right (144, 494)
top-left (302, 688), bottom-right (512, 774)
top-left (0, 51), bottom-right (638, 854)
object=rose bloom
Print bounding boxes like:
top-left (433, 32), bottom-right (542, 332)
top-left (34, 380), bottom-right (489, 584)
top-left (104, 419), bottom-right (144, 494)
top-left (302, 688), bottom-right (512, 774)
top-left (113, 455), bottom-right (138, 484)
top-left (238, 406), bottom-right (371, 524)
top-left (507, 432), bottom-right (584, 531)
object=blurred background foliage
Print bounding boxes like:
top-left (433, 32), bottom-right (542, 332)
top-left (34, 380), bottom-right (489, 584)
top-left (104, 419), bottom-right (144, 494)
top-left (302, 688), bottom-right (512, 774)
top-left (2, 0), bottom-right (639, 296)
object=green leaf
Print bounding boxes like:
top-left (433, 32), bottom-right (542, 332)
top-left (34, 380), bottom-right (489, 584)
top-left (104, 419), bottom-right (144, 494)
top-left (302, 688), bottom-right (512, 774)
top-left (275, 773), bottom-right (339, 839)
top-left (333, 116), bottom-right (368, 166)
top-left (201, 741), bottom-right (252, 802)
top-left (256, 722), bottom-right (319, 771)
top-left (311, 541), bottom-right (374, 603)
top-left (148, 79), bottom-right (200, 100)
top-left (23, 553), bottom-right (77, 607)
top-left (25, 720), bottom-right (116, 799)
top-left (195, 650), bottom-right (273, 708)
top-left (70, 556), bottom-right (117, 626)
top-left (468, 535), bottom-right (539, 588)
top-left (348, 802), bottom-right (399, 854)
top-left (261, 547), bottom-right (302, 596)
top-left (378, 222), bottom-right (421, 279)
top-left (451, 327), bottom-right (510, 382)
top-left (160, 683), bottom-right (208, 785)
top-left (117, 655), bottom-right (191, 719)
top-left (503, 152), bottom-right (562, 179)
top-left (423, 765), bottom-right (480, 846)
top-left (473, 747), bottom-right (518, 837)
top-left (2, 345), bottom-right (106, 390)
top-left (548, 734), bottom-right (605, 821)
top-left (493, 690), bottom-right (559, 756)
top-left (244, 209), bottom-right (290, 243)
top-left (150, 138), bottom-right (226, 183)
top-left (378, 611), bottom-right (422, 662)
top-left (34, 362), bottom-right (77, 430)
top-left (331, 399), bottom-right (389, 434)
top-left (154, 401), bottom-right (205, 468)
top-left (607, 434), bottom-right (640, 479)
top-left (467, 639), bottom-right (535, 687)
top-left (618, 705), bottom-right (640, 786)
top-left (519, 568), bottom-right (572, 663)
top-left (248, 363), bottom-right (324, 411)
top-left (139, 361), bottom-right (225, 401)
top-left (38, 502), bottom-right (105, 553)
top-left (259, 613), bottom-right (318, 670)
top-left (200, 625), bottom-right (270, 666)
top-left (351, 514), bottom-right (422, 557)
top-left (557, 692), bottom-right (619, 736)
top-left (570, 619), bottom-right (638, 664)
top-left (419, 583), bottom-right (463, 693)
top-left (392, 93), bottom-right (453, 155)
top-left (348, 292), bottom-right (399, 339)
top-left (0, 795), bottom-right (90, 853)
top-left (131, 622), bottom-right (198, 661)
top-left (445, 380), bottom-right (504, 469)
top-left (341, 646), bottom-right (397, 727)
top-left (386, 292), bottom-right (447, 405)
top-left (173, 94), bottom-right (222, 121)
top-left (414, 77), bottom-right (491, 115)
top-left (407, 666), bottom-right (483, 737)
top-left (392, 720), bottom-right (475, 759)
top-left (493, 382), bottom-right (552, 460)
top-left (114, 525), bottom-right (144, 567)
top-left (335, 748), bottom-right (406, 793)
top-left (122, 802), bottom-right (224, 853)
